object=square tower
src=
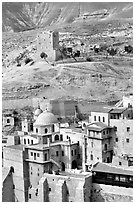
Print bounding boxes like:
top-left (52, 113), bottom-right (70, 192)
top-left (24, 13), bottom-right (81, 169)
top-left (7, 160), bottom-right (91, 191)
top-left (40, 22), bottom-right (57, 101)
top-left (37, 30), bottom-right (61, 61)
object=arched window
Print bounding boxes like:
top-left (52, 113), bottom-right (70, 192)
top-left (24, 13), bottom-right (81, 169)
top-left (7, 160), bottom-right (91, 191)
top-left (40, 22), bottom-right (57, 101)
top-left (24, 139), bottom-right (26, 144)
top-left (28, 139), bottom-right (30, 144)
top-left (54, 135), bottom-right (59, 141)
top-left (45, 128), bottom-right (48, 134)
top-left (36, 128), bottom-right (38, 133)
top-left (103, 117), bottom-right (105, 122)
top-left (99, 116), bottom-right (100, 122)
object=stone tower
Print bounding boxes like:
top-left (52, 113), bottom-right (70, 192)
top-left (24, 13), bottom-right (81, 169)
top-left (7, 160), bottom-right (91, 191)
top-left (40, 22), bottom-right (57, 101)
top-left (37, 30), bottom-right (61, 62)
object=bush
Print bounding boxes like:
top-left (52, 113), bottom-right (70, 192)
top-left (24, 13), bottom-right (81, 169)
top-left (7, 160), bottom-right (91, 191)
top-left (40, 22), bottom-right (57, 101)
top-left (25, 58), bottom-right (33, 65)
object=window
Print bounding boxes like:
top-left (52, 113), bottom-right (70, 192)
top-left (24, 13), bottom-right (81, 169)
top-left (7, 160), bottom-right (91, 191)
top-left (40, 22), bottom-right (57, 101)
top-left (24, 139), bottom-right (26, 144)
top-left (45, 128), bottom-right (48, 134)
top-left (37, 153), bottom-right (40, 157)
top-left (28, 139), bottom-right (30, 144)
top-left (44, 153), bottom-right (47, 161)
top-left (31, 152), bottom-right (33, 156)
top-left (52, 124), bottom-right (55, 132)
top-left (91, 142), bottom-right (93, 148)
top-left (67, 136), bottom-right (69, 139)
top-left (126, 138), bottom-right (129, 143)
top-left (116, 138), bottom-right (118, 142)
top-left (62, 151), bottom-right (64, 156)
top-left (103, 117), bottom-right (105, 122)
top-left (71, 150), bottom-right (73, 156)
top-left (7, 119), bottom-right (10, 123)
top-left (13, 184), bottom-right (15, 189)
top-left (56, 151), bottom-right (59, 156)
top-left (114, 126), bottom-right (117, 131)
top-left (29, 194), bottom-right (31, 199)
top-left (98, 116), bottom-right (100, 122)
top-left (37, 173), bottom-right (40, 176)
top-left (49, 188), bottom-right (51, 192)
top-left (127, 127), bottom-right (130, 132)
top-left (94, 116), bottom-right (96, 121)
top-left (31, 140), bottom-right (33, 145)
top-left (60, 134), bottom-right (63, 141)
top-left (104, 144), bottom-right (107, 151)
top-left (74, 149), bottom-right (76, 155)
top-left (103, 131), bottom-right (105, 135)
top-left (55, 135), bottom-right (59, 141)
top-left (91, 154), bottom-right (93, 160)
top-left (36, 128), bottom-right (38, 133)
top-left (119, 161), bottom-right (122, 166)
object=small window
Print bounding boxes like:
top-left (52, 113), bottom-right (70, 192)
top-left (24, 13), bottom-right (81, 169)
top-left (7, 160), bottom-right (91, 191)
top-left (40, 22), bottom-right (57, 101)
top-left (94, 116), bottom-right (96, 121)
top-left (62, 151), bottom-right (64, 156)
top-left (103, 131), bottom-right (105, 135)
top-left (78, 154), bottom-right (80, 159)
top-left (55, 135), bottom-right (59, 141)
top-left (119, 162), bottom-right (122, 166)
top-left (31, 140), bottom-right (33, 145)
top-left (91, 142), bottom-right (93, 148)
top-left (104, 144), bottom-right (107, 150)
top-left (36, 128), bottom-right (38, 133)
top-left (45, 128), bottom-right (48, 134)
top-left (71, 150), bottom-right (73, 156)
top-left (49, 188), bottom-right (51, 192)
top-left (67, 136), bottom-right (69, 139)
top-left (7, 119), bottom-right (10, 123)
top-left (127, 127), bottom-right (130, 132)
top-left (44, 153), bottom-right (47, 161)
top-left (98, 116), bottom-right (100, 122)
top-left (31, 152), bottom-right (33, 156)
top-left (37, 173), bottom-right (39, 176)
top-left (114, 126), bottom-right (117, 131)
top-left (56, 151), bottom-right (59, 156)
top-left (60, 134), bottom-right (63, 141)
top-left (126, 138), bottom-right (129, 143)
top-left (13, 184), bottom-right (15, 189)
top-left (103, 117), bottom-right (105, 122)
top-left (37, 153), bottom-right (40, 157)
top-left (116, 138), bottom-right (118, 142)
top-left (24, 139), bottom-right (26, 144)
top-left (28, 139), bottom-right (30, 144)
top-left (74, 149), bottom-right (76, 155)
top-left (29, 194), bottom-right (31, 199)
top-left (91, 154), bottom-right (93, 160)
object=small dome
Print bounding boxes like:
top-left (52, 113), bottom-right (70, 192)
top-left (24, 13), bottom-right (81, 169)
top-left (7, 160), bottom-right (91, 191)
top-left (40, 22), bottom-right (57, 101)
top-left (34, 110), bottom-right (58, 126)
top-left (34, 106), bottom-right (43, 116)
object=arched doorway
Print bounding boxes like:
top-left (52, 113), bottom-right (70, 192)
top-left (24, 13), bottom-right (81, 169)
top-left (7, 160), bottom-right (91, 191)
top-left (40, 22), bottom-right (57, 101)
top-left (71, 160), bottom-right (77, 169)
top-left (61, 162), bottom-right (65, 171)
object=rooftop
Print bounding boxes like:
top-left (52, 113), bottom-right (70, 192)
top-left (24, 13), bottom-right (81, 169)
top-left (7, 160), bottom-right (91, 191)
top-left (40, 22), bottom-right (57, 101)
top-left (5, 144), bottom-right (25, 151)
top-left (110, 107), bottom-right (127, 114)
top-left (87, 122), bottom-right (112, 132)
top-left (92, 162), bottom-right (133, 176)
top-left (91, 107), bottom-right (113, 113)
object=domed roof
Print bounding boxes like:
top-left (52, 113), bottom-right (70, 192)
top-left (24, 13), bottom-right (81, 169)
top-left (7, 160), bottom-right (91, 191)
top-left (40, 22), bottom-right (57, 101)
top-left (34, 110), bottom-right (58, 126)
top-left (34, 106), bottom-right (43, 116)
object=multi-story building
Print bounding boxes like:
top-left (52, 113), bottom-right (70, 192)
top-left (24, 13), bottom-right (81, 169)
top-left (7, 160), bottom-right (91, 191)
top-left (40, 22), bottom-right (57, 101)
top-left (82, 122), bottom-right (114, 171)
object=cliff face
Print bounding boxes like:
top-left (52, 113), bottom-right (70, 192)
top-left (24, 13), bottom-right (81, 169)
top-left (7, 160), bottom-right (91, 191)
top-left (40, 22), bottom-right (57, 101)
top-left (2, 2), bottom-right (133, 32)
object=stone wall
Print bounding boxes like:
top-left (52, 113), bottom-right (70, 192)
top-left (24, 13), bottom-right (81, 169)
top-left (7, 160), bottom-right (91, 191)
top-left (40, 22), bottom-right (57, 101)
top-left (91, 183), bottom-right (133, 202)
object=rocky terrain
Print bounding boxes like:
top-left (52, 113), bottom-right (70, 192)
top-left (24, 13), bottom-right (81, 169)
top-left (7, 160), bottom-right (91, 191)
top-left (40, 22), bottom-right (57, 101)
top-left (2, 2), bottom-right (133, 104)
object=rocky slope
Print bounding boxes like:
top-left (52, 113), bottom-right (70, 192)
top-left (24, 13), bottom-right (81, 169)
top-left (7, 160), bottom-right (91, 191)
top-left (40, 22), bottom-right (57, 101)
top-left (2, 2), bottom-right (133, 32)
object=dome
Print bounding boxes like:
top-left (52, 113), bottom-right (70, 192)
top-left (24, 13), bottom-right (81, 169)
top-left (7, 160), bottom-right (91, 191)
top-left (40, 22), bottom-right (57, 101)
top-left (34, 110), bottom-right (58, 126)
top-left (34, 106), bottom-right (43, 116)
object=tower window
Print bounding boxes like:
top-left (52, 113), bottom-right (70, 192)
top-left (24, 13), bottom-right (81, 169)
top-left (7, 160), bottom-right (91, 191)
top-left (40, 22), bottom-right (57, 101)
top-left (103, 117), bottom-right (105, 122)
top-left (36, 128), bottom-right (38, 133)
top-left (126, 138), bottom-right (129, 143)
top-left (98, 116), bottom-right (100, 122)
top-left (7, 119), bottom-right (10, 123)
top-left (116, 138), bottom-right (118, 142)
top-left (127, 127), bottom-right (130, 132)
top-left (94, 116), bottom-right (96, 121)
top-left (24, 139), bottom-right (26, 145)
top-left (60, 134), bottom-right (63, 141)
